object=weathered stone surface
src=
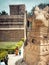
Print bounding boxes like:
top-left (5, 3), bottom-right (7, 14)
top-left (16, 59), bottom-right (27, 65)
top-left (24, 16), bottom-right (49, 65)
top-left (0, 4), bottom-right (26, 42)
top-left (10, 5), bottom-right (25, 15)
top-left (24, 43), bottom-right (40, 65)
top-left (0, 30), bottom-right (24, 41)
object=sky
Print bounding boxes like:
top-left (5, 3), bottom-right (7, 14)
top-left (0, 0), bottom-right (49, 14)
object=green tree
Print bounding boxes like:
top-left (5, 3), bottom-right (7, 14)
top-left (0, 10), bottom-right (8, 15)
top-left (38, 3), bottom-right (47, 9)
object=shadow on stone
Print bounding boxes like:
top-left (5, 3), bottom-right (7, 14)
top-left (15, 58), bottom-right (28, 65)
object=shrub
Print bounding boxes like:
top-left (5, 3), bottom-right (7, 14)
top-left (0, 40), bottom-right (24, 54)
top-left (21, 38), bottom-right (24, 42)
top-left (15, 41), bottom-right (23, 49)
top-left (0, 51), bottom-right (8, 60)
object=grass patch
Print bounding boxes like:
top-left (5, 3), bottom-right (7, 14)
top-left (0, 40), bottom-right (24, 54)
top-left (0, 41), bottom-right (23, 49)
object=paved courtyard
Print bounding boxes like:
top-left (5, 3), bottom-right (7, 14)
top-left (8, 45), bottom-right (24, 65)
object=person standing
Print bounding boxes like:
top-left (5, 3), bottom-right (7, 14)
top-left (15, 47), bottom-right (19, 55)
top-left (19, 50), bottom-right (21, 55)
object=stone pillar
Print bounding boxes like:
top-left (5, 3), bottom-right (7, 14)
top-left (24, 12), bottom-right (27, 40)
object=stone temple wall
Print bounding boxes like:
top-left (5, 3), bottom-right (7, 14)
top-left (0, 30), bottom-right (24, 41)
top-left (0, 4), bottom-right (26, 42)
top-left (9, 5), bottom-right (25, 15)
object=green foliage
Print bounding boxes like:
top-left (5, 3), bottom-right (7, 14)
top-left (21, 38), bottom-right (24, 42)
top-left (0, 40), bottom-right (24, 54)
top-left (38, 3), bottom-right (49, 9)
top-left (0, 51), bottom-right (8, 60)
top-left (15, 41), bottom-right (23, 49)
top-left (0, 10), bottom-right (8, 15)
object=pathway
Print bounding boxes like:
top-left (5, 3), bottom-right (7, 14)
top-left (8, 45), bottom-right (24, 65)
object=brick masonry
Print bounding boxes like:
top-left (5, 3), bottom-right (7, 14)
top-left (9, 5), bottom-right (25, 15)
top-left (0, 30), bottom-right (24, 41)
top-left (0, 4), bottom-right (26, 42)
